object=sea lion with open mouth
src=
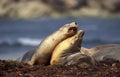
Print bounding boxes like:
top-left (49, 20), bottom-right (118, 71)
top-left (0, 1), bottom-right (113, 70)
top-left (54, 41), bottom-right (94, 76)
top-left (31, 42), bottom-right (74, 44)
top-left (17, 22), bottom-right (78, 65)
top-left (50, 30), bottom-right (94, 66)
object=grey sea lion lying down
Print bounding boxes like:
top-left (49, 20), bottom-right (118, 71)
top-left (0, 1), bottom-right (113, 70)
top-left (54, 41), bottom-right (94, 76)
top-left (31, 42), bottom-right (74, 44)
top-left (17, 22), bottom-right (78, 65)
top-left (81, 44), bottom-right (119, 55)
top-left (90, 44), bottom-right (120, 61)
top-left (81, 44), bottom-right (120, 61)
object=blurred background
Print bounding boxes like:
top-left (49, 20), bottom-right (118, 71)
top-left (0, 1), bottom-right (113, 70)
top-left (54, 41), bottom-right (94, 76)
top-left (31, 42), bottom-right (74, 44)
top-left (0, 0), bottom-right (120, 60)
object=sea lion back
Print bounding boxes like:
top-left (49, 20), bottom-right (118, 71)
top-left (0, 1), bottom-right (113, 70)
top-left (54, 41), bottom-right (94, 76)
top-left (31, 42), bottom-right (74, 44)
top-left (92, 44), bottom-right (120, 61)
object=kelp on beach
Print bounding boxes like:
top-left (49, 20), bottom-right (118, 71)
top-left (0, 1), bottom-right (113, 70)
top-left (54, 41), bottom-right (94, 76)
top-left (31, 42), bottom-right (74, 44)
top-left (0, 59), bottom-right (120, 77)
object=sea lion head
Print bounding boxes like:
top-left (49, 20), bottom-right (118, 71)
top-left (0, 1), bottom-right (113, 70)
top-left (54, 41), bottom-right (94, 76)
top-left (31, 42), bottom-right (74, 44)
top-left (58, 30), bottom-right (84, 56)
top-left (59, 22), bottom-right (78, 37)
top-left (68, 30), bottom-right (84, 51)
top-left (72, 30), bottom-right (84, 43)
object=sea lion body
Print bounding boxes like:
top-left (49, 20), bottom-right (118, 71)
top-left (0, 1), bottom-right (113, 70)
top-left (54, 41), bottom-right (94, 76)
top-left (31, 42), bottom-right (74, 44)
top-left (65, 52), bottom-right (95, 67)
top-left (81, 44), bottom-right (120, 55)
top-left (18, 22), bottom-right (78, 65)
top-left (50, 30), bottom-right (93, 66)
top-left (80, 44), bottom-right (120, 61)
top-left (88, 44), bottom-right (119, 55)
top-left (81, 47), bottom-right (91, 56)
top-left (91, 44), bottom-right (120, 61)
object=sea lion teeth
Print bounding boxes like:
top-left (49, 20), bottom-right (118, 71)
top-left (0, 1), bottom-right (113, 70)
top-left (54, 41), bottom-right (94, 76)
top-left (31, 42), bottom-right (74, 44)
top-left (50, 30), bottom-right (86, 65)
top-left (17, 22), bottom-right (78, 65)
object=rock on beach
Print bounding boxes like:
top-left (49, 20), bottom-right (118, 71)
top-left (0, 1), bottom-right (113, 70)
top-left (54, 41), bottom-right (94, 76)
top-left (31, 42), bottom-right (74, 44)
top-left (0, 0), bottom-right (120, 18)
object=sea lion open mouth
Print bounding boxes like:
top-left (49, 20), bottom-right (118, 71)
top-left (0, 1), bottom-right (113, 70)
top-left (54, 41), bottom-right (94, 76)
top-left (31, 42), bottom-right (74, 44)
top-left (68, 27), bottom-right (77, 34)
top-left (67, 22), bottom-right (78, 35)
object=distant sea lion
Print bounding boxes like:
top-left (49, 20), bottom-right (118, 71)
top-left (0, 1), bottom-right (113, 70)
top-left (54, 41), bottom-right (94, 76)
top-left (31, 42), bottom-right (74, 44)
top-left (17, 22), bottom-right (78, 65)
top-left (50, 30), bottom-right (94, 66)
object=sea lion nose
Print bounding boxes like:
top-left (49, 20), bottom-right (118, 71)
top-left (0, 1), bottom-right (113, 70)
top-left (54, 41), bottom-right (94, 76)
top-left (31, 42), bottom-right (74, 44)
top-left (70, 22), bottom-right (77, 26)
top-left (75, 22), bottom-right (77, 25)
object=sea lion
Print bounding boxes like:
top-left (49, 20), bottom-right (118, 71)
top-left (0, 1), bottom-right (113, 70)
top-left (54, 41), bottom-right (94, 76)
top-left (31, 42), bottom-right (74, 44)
top-left (81, 44), bottom-right (120, 56)
top-left (65, 52), bottom-right (95, 67)
top-left (50, 30), bottom-right (94, 66)
top-left (90, 44), bottom-right (119, 54)
top-left (80, 44), bottom-right (120, 61)
top-left (90, 44), bottom-right (120, 61)
top-left (17, 22), bottom-right (78, 65)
